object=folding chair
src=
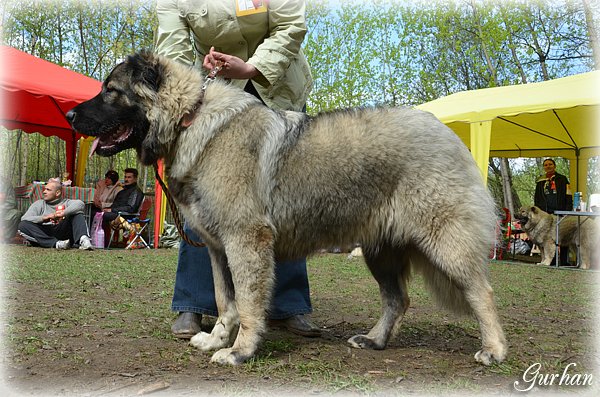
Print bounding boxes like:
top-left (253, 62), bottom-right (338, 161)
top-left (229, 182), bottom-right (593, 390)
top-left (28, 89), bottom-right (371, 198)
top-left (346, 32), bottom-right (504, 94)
top-left (107, 197), bottom-right (153, 249)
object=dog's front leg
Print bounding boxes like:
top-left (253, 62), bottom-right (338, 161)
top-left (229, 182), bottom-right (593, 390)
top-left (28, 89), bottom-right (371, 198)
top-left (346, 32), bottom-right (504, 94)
top-left (210, 226), bottom-right (275, 366)
top-left (540, 242), bottom-right (555, 266)
top-left (190, 248), bottom-right (239, 352)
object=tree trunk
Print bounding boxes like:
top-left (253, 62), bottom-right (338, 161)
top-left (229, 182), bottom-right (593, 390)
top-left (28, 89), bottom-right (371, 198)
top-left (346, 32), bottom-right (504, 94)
top-left (500, 158), bottom-right (513, 213)
top-left (55, 137), bottom-right (61, 178)
top-left (582, 0), bottom-right (600, 69)
top-left (35, 135), bottom-right (41, 180)
top-left (20, 133), bottom-right (29, 186)
top-left (500, 158), bottom-right (523, 217)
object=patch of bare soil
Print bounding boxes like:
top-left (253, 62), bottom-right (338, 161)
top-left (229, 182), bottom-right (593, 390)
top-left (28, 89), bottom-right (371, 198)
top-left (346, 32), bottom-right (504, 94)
top-left (2, 249), bottom-right (598, 397)
top-left (3, 319), bottom-right (508, 397)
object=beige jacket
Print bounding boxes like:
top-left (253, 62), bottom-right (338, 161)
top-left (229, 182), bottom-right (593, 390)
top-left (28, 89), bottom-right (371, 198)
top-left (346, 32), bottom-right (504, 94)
top-left (93, 181), bottom-right (123, 209)
top-left (155, 0), bottom-right (312, 111)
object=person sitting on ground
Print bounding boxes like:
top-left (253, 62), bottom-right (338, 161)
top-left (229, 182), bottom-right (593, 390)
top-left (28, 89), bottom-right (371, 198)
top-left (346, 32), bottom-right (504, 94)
top-left (17, 179), bottom-right (92, 250)
top-left (0, 177), bottom-right (21, 243)
top-left (102, 168), bottom-right (144, 235)
top-left (92, 170), bottom-right (122, 215)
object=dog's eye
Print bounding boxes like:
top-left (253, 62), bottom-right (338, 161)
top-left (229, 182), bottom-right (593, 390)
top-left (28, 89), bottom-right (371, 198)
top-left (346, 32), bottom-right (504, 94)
top-left (105, 86), bottom-right (120, 95)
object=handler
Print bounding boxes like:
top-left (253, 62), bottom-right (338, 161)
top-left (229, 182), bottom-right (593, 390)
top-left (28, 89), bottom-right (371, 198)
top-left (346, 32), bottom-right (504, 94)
top-left (155, 0), bottom-right (320, 338)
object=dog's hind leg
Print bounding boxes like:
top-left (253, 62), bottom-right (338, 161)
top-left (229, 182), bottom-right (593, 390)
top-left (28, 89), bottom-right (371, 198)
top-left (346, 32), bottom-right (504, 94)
top-left (348, 245), bottom-right (411, 350)
top-left (466, 280), bottom-right (508, 365)
top-left (190, 249), bottom-right (239, 352)
top-left (418, 235), bottom-right (507, 365)
top-left (209, 225), bottom-right (276, 365)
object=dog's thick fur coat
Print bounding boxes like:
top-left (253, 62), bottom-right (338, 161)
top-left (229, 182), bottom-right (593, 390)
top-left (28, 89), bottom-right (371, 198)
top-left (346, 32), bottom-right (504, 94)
top-left (68, 51), bottom-right (507, 366)
top-left (516, 206), bottom-right (599, 269)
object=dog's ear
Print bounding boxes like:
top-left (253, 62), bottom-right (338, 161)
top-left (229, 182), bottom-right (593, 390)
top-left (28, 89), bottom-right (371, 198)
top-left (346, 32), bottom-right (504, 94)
top-left (531, 206), bottom-right (538, 213)
top-left (128, 50), bottom-right (164, 92)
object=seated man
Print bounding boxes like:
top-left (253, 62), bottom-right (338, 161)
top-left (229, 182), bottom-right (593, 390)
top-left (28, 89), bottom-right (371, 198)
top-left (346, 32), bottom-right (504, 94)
top-left (102, 168), bottom-right (144, 234)
top-left (18, 179), bottom-right (92, 250)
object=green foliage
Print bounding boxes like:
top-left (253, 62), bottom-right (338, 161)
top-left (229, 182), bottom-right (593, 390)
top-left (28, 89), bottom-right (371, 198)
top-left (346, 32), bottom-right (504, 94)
top-left (1, 0), bottom-right (157, 186)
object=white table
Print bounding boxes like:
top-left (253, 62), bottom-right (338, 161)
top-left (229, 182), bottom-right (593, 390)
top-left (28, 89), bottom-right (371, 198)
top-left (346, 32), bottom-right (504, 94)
top-left (553, 210), bottom-right (600, 267)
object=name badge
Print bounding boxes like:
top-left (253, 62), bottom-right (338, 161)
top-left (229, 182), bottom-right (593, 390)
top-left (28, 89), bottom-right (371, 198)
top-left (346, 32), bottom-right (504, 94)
top-left (235, 0), bottom-right (268, 16)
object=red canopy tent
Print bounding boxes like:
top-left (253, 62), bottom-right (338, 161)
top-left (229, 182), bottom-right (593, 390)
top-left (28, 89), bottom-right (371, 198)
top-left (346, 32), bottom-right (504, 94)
top-left (0, 45), bottom-right (101, 183)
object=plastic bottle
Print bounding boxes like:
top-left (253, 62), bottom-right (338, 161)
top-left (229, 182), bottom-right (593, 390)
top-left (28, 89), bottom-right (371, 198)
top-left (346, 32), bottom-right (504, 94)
top-left (574, 192), bottom-right (581, 211)
top-left (95, 227), bottom-right (105, 249)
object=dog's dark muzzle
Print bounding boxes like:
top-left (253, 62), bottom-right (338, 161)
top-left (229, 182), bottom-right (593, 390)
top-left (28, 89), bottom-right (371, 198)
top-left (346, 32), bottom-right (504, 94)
top-left (514, 214), bottom-right (528, 224)
top-left (65, 109), bottom-right (85, 132)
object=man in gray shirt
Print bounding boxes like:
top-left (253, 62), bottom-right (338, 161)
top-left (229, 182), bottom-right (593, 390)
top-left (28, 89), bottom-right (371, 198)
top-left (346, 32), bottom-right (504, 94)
top-left (18, 180), bottom-right (93, 250)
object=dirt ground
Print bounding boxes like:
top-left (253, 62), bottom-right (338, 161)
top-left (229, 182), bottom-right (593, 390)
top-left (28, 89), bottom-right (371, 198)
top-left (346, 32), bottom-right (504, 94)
top-left (1, 248), bottom-right (599, 397)
top-left (2, 316), bottom-right (516, 397)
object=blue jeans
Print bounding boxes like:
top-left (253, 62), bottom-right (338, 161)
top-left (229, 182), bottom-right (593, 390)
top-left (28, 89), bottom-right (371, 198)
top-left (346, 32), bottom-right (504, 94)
top-left (171, 224), bottom-right (312, 319)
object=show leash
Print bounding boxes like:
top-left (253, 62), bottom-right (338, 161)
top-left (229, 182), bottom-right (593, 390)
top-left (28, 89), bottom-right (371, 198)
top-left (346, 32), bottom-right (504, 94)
top-left (152, 62), bottom-right (225, 249)
top-left (153, 163), bottom-right (206, 248)
top-left (201, 60), bottom-right (223, 92)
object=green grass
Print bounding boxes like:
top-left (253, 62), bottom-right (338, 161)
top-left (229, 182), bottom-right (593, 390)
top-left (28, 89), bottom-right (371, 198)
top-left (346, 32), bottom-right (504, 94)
top-left (2, 246), bottom-right (598, 395)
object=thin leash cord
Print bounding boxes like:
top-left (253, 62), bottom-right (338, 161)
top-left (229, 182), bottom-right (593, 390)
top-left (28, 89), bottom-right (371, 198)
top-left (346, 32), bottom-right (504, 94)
top-left (152, 62), bottom-right (223, 248)
top-left (153, 163), bottom-right (206, 248)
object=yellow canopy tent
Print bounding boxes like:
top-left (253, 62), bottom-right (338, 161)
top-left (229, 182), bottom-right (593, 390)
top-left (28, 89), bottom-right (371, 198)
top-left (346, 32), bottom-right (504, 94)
top-left (416, 70), bottom-right (600, 198)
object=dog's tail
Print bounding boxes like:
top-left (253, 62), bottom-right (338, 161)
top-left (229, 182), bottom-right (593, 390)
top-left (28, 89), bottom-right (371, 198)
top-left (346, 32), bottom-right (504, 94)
top-left (409, 249), bottom-right (473, 316)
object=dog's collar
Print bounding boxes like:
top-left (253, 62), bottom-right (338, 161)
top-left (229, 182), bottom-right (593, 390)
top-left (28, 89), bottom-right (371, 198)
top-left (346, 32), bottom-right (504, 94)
top-left (181, 62), bottom-right (223, 128)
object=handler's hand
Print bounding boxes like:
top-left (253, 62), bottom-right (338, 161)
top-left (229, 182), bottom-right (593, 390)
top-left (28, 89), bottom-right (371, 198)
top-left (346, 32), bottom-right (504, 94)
top-left (203, 47), bottom-right (259, 80)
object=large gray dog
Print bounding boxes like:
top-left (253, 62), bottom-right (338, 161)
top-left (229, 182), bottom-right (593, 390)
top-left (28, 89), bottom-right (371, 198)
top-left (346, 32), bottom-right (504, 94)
top-left (67, 51), bottom-right (507, 366)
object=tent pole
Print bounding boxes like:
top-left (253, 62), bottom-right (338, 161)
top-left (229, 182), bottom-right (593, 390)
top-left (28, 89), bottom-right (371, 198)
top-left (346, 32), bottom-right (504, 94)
top-left (470, 121), bottom-right (492, 185)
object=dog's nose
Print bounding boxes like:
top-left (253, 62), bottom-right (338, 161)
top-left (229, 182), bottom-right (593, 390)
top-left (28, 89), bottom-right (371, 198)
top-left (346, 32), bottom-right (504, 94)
top-left (66, 109), bottom-right (76, 125)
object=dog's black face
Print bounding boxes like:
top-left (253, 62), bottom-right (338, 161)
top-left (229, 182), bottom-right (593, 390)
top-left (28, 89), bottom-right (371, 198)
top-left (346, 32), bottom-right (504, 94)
top-left (67, 51), bottom-right (162, 160)
top-left (514, 207), bottom-right (534, 226)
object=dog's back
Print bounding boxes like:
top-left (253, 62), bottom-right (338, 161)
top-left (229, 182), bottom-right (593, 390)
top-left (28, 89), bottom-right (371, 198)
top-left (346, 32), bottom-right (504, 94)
top-left (269, 107), bottom-right (495, 260)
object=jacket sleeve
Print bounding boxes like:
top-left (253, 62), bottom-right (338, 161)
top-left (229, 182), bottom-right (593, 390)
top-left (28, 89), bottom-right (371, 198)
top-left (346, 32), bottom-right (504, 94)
top-left (155, 0), bottom-right (195, 65)
top-left (20, 200), bottom-right (45, 223)
top-left (112, 188), bottom-right (143, 214)
top-left (129, 189), bottom-right (144, 215)
top-left (246, 0), bottom-right (307, 88)
top-left (559, 174), bottom-right (572, 211)
top-left (533, 179), bottom-right (545, 209)
top-left (103, 185), bottom-right (123, 208)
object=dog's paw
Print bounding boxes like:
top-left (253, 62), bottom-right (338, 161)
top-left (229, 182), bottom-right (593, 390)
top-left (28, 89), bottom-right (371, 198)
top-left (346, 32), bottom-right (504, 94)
top-left (347, 334), bottom-right (385, 350)
top-left (190, 331), bottom-right (228, 351)
top-left (474, 346), bottom-right (507, 366)
top-left (210, 348), bottom-right (247, 366)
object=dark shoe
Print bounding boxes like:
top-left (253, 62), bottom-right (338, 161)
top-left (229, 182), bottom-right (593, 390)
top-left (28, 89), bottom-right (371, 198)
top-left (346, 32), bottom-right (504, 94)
top-left (270, 315), bottom-right (321, 337)
top-left (171, 312), bottom-right (202, 339)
